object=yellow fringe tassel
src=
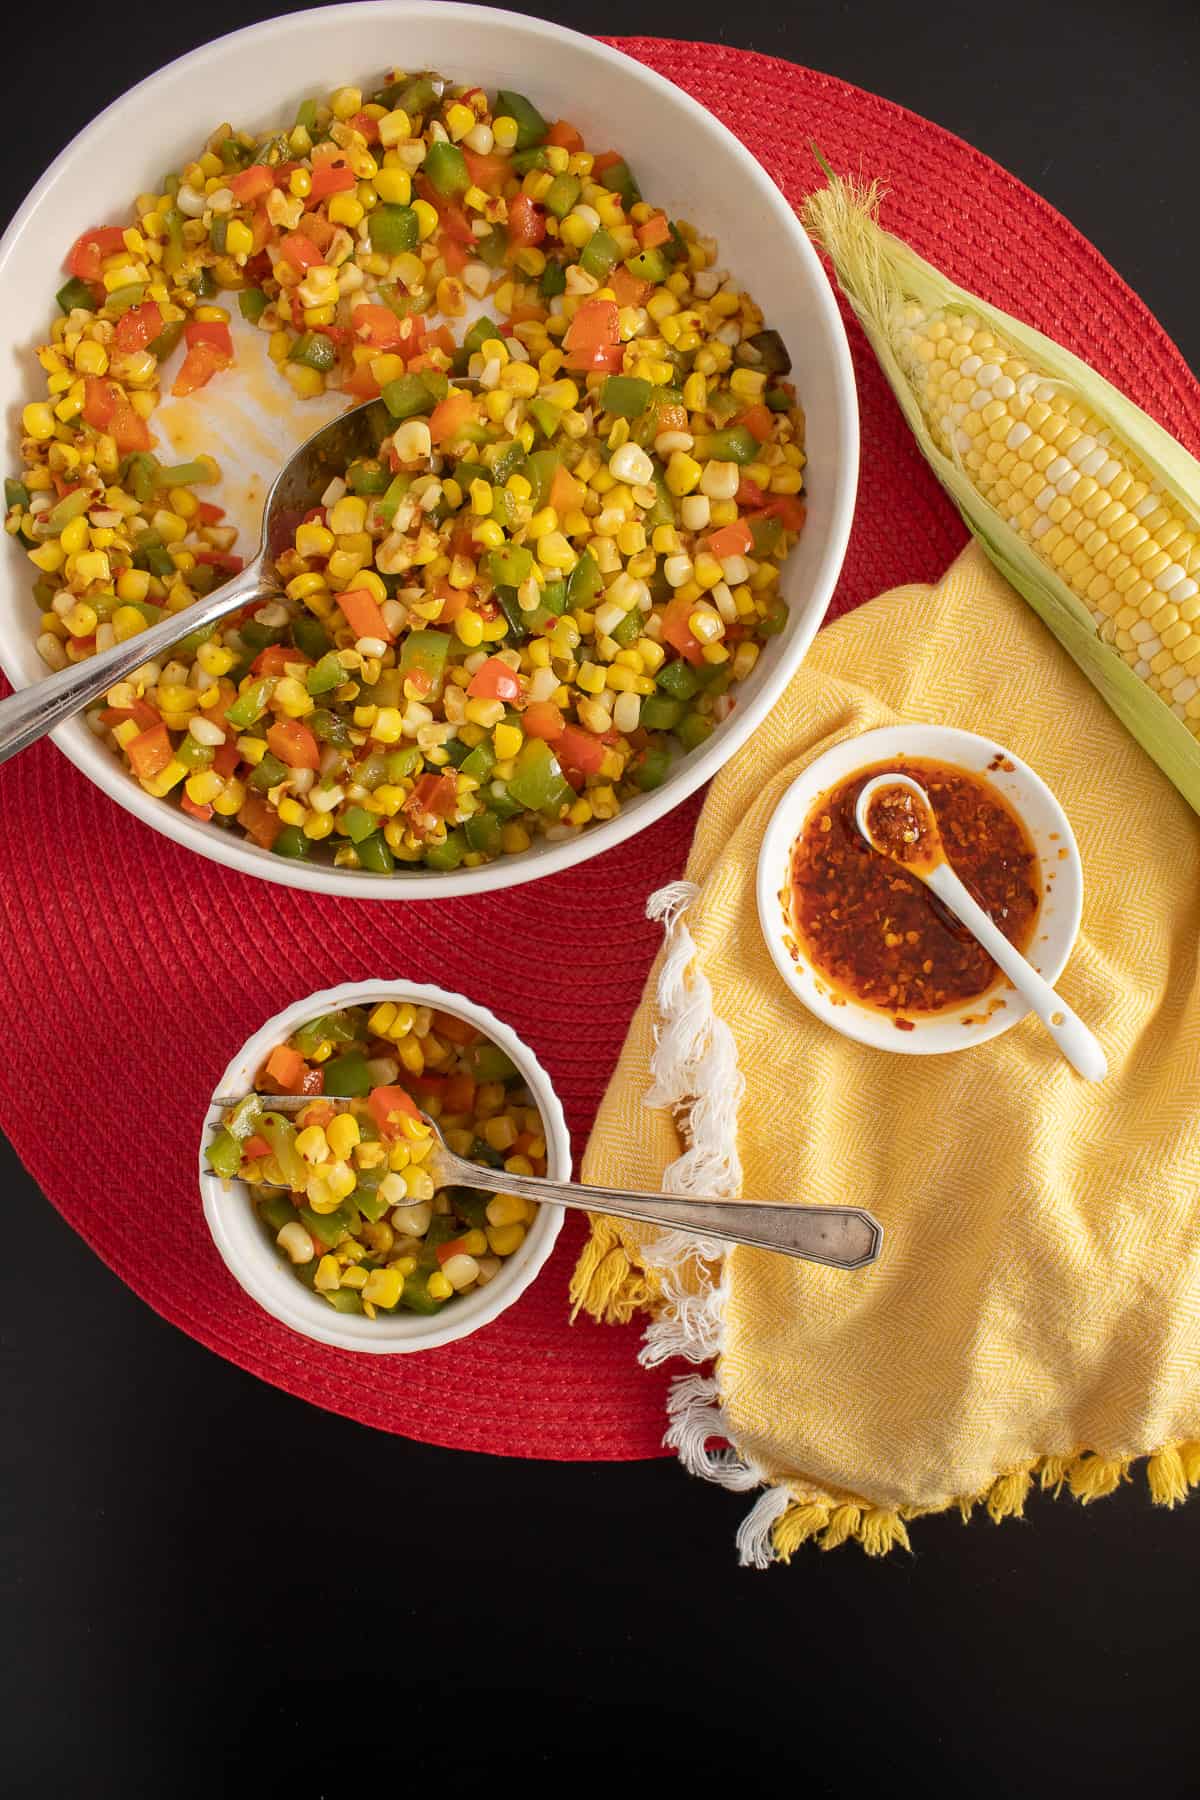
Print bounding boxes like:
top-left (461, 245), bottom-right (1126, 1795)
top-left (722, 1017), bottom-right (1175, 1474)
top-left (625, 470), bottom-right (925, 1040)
top-left (772, 1502), bottom-right (831, 1561)
top-left (749, 1439), bottom-right (1200, 1561)
top-left (1067, 1453), bottom-right (1131, 1504)
top-left (568, 1218), bottom-right (658, 1324)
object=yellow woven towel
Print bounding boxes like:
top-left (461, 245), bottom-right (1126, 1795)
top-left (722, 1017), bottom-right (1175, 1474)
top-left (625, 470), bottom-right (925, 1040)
top-left (573, 543), bottom-right (1200, 1563)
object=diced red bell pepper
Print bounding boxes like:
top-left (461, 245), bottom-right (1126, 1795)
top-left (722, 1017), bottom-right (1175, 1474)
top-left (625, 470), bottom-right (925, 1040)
top-left (184, 319), bottom-right (234, 357)
top-left (437, 198), bottom-right (476, 246)
top-left (591, 151), bottom-right (623, 175)
top-left (544, 120), bottom-right (584, 151)
top-left (349, 306), bottom-right (406, 351)
top-left (432, 1010), bottom-right (481, 1047)
top-left (336, 587), bottom-right (392, 643)
top-left (100, 697), bottom-right (161, 731)
top-left (441, 1072), bottom-right (478, 1114)
top-left (435, 1235), bottom-right (473, 1266)
top-left (279, 230), bottom-right (324, 272)
top-left (564, 341), bottom-right (625, 374)
top-left (466, 657), bottom-right (523, 704)
top-left (405, 772), bottom-right (457, 819)
top-left (237, 792), bottom-right (281, 849)
top-left (195, 501), bottom-right (226, 525)
top-left (307, 154), bottom-right (356, 202)
top-left (349, 110), bottom-right (381, 144)
top-left (507, 195), bottom-right (546, 247)
top-left (82, 376), bottom-right (114, 430)
top-left (266, 719), bottom-right (320, 770)
top-left (521, 700), bottom-right (565, 741)
top-left (752, 496), bottom-right (807, 531)
top-left (434, 584), bottom-right (470, 624)
top-left (115, 302), bottom-right (164, 353)
top-left (563, 298), bottom-right (619, 354)
top-left (66, 225), bottom-right (127, 283)
top-left (429, 390), bottom-right (478, 445)
top-left (367, 1084), bottom-right (421, 1137)
top-left (660, 596), bottom-right (706, 666)
top-left (654, 404), bottom-right (688, 434)
top-left (556, 724), bottom-right (606, 775)
top-left (343, 362), bottom-right (382, 400)
top-left (125, 723), bottom-right (173, 780)
top-left (82, 377), bottom-right (153, 451)
top-left (212, 738), bottom-right (241, 779)
top-left (738, 404), bottom-right (774, 444)
top-left (705, 519), bottom-right (754, 560)
top-left (265, 1044), bottom-right (306, 1092)
top-left (438, 233), bottom-right (470, 275)
top-left (172, 340), bottom-right (232, 399)
top-left (463, 148), bottom-right (510, 190)
top-left (195, 550), bottom-right (245, 575)
top-left (251, 643), bottom-right (310, 678)
top-left (610, 267), bottom-right (651, 309)
top-left (298, 1067), bottom-right (325, 1096)
top-left (737, 475), bottom-right (768, 509)
top-left (242, 1135), bottom-right (272, 1160)
top-left (637, 212), bottom-right (671, 249)
top-left (548, 465), bottom-right (584, 516)
top-left (228, 164), bottom-right (275, 204)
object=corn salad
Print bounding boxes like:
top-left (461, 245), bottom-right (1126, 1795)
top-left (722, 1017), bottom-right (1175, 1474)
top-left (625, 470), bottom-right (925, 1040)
top-left (5, 70), bottom-right (808, 869)
top-left (207, 1001), bottom-right (545, 1315)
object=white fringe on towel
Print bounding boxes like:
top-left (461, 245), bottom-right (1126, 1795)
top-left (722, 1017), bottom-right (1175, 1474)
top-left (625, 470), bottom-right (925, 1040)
top-left (633, 880), bottom-right (778, 1561)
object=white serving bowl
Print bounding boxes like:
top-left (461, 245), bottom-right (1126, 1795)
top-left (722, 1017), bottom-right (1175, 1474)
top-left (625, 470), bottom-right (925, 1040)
top-left (199, 979), bottom-right (569, 1352)
top-left (756, 724), bottom-right (1084, 1055)
top-left (0, 2), bottom-right (858, 898)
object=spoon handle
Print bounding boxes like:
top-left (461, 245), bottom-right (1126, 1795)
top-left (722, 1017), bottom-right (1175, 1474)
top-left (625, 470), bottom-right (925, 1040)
top-left (437, 1147), bottom-right (883, 1269)
top-left (0, 554), bottom-right (272, 767)
top-left (926, 864), bottom-right (1107, 1081)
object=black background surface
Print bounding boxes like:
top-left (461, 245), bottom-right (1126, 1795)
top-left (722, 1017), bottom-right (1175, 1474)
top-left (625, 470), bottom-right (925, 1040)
top-left (4, 4), bottom-right (1199, 1795)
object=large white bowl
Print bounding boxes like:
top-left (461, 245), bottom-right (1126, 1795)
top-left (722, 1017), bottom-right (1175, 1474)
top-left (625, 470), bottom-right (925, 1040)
top-left (0, 4), bottom-right (858, 897)
top-left (200, 978), bottom-right (569, 1352)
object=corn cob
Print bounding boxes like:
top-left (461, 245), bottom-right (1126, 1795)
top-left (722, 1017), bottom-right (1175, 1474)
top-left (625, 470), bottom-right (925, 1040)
top-left (803, 166), bottom-right (1200, 815)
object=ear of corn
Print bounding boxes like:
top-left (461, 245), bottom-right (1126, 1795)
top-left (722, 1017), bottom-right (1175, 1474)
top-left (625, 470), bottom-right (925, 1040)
top-left (803, 165), bottom-right (1200, 816)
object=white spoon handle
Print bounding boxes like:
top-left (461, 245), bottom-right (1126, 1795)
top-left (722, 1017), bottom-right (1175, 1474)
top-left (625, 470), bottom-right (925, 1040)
top-left (925, 864), bottom-right (1107, 1082)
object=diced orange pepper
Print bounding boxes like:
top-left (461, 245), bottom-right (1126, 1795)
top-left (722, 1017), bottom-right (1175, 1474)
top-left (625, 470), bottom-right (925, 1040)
top-left (266, 719), bottom-right (320, 770)
top-left (265, 1044), bottom-right (306, 1092)
top-left (336, 587), bottom-right (392, 643)
top-left (125, 723), bottom-right (172, 779)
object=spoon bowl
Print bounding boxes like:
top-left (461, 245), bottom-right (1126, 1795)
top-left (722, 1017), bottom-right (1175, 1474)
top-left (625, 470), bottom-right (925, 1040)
top-left (854, 768), bottom-right (1106, 1081)
top-left (0, 394), bottom-right (434, 766)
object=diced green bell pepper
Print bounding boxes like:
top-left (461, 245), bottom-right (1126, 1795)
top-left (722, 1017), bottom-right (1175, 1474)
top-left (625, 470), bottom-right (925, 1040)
top-left (459, 741), bottom-right (496, 783)
top-left (346, 457), bottom-right (391, 496)
top-left (308, 708), bottom-right (352, 747)
top-left (292, 1009), bottom-right (362, 1057)
top-left (398, 628), bottom-right (450, 699)
top-left (544, 173), bottom-right (581, 218)
top-left (463, 811), bottom-right (503, 856)
top-left (485, 543), bottom-right (534, 588)
top-left (399, 1273), bottom-right (446, 1314)
top-left (305, 651), bottom-right (345, 696)
top-left (369, 204), bottom-right (420, 255)
top-left (466, 1041), bottom-right (520, 1082)
top-left (506, 738), bottom-right (571, 817)
top-left (56, 277), bottom-right (97, 315)
top-left (601, 375), bottom-right (652, 419)
top-left (259, 1115), bottom-right (307, 1189)
top-left (205, 1127), bottom-right (242, 1179)
top-left (525, 448), bottom-right (561, 510)
top-left (323, 1288), bottom-right (365, 1314)
top-left (749, 515), bottom-right (783, 558)
top-left (424, 828), bottom-right (467, 871)
top-left (146, 319), bottom-right (184, 362)
top-left (580, 229), bottom-right (620, 281)
top-left (272, 825), bottom-right (310, 859)
top-left (175, 736), bottom-right (213, 772)
top-left (381, 373), bottom-right (436, 420)
top-left (356, 832), bottom-right (395, 873)
top-left (676, 711), bottom-right (714, 752)
top-left (238, 287), bottom-right (268, 324)
top-left (529, 397), bottom-right (563, 439)
top-left (539, 260), bottom-right (566, 298)
top-left (5, 479), bottom-right (30, 513)
top-left (624, 246), bottom-right (669, 284)
top-left (705, 425), bottom-right (759, 465)
top-left (288, 331), bottom-right (337, 373)
top-left (640, 694), bottom-right (684, 731)
top-left (322, 1050), bottom-right (372, 1097)
top-left (477, 227), bottom-right (510, 269)
top-left (760, 598), bottom-right (789, 635)
top-left (249, 750), bottom-right (289, 793)
top-left (598, 157), bottom-right (640, 210)
top-left (299, 1205), bottom-right (353, 1250)
top-left (495, 89), bottom-right (547, 149)
top-left (225, 677), bottom-right (276, 729)
top-left (386, 746), bottom-right (422, 781)
top-left (636, 746), bottom-right (673, 791)
top-left (259, 1193), bottom-right (297, 1233)
top-left (612, 608), bottom-right (644, 649)
top-left (46, 488), bottom-right (92, 534)
top-left (567, 550), bottom-right (603, 609)
top-left (424, 140), bottom-right (470, 196)
top-left (656, 659), bottom-right (700, 701)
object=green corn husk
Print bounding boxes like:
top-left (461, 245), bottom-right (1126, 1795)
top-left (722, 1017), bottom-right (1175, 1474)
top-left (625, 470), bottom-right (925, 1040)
top-left (802, 165), bottom-right (1200, 816)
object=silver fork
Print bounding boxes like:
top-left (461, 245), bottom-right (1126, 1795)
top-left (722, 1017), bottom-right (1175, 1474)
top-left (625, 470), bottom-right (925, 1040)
top-left (211, 1094), bottom-right (883, 1270)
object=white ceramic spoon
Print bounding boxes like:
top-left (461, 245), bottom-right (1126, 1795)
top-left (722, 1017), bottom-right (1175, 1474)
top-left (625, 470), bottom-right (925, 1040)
top-left (854, 772), bottom-right (1106, 1082)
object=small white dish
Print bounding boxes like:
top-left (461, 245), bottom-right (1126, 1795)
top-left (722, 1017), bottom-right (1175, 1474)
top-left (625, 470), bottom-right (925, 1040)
top-left (756, 724), bottom-right (1084, 1056)
top-left (199, 978), bottom-right (568, 1352)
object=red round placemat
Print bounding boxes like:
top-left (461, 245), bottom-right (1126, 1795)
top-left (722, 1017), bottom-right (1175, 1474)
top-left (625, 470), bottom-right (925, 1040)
top-left (3, 42), bottom-right (1199, 1460)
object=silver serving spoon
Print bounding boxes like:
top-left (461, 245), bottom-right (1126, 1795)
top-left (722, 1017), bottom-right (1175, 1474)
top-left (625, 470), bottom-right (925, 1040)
top-left (212, 1093), bottom-right (884, 1270)
top-left (855, 772), bottom-right (1106, 1081)
top-left (0, 396), bottom-right (408, 766)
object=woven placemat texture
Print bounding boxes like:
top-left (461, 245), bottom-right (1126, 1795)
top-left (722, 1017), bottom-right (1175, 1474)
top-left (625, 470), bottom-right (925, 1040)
top-left (2, 41), bottom-right (1197, 1460)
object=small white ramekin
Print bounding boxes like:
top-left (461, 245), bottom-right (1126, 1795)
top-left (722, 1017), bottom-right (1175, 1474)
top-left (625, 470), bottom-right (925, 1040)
top-left (199, 978), bottom-right (568, 1351)
top-left (756, 724), bottom-right (1084, 1056)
